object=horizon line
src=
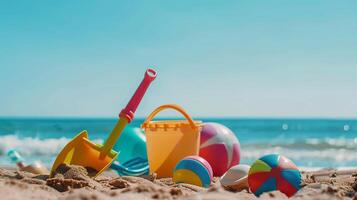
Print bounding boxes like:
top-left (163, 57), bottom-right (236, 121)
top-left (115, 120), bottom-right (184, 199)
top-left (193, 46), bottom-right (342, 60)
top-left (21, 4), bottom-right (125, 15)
top-left (1, 116), bottom-right (357, 121)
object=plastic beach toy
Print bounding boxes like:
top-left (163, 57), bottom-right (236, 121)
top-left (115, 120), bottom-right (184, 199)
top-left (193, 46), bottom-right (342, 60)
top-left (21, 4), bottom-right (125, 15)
top-left (112, 127), bottom-right (147, 164)
top-left (7, 149), bottom-right (49, 174)
top-left (199, 122), bottom-right (241, 176)
top-left (110, 157), bottom-right (149, 176)
top-left (173, 156), bottom-right (213, 188)
top-left (142, 104), bottom-right (202, 178)
top-left (220, 164), bottom-right (250, 191)
top-left (110, 126), bottom-right (148, 176)
top-left (51, 68), bottom-right (157, 177)
top-left (248, 154), bottom-right (301, 197)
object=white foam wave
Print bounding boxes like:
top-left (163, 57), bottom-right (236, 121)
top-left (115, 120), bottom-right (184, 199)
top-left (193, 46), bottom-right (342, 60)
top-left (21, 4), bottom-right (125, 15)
top-left (0, 135), bottom-right (70, 156)
top-left (0, 135), bottom-right (103, 157)
top-left (241, 146), bottom-right (357, 165)
top-left (1, 135), bottom-right (356, 168)
top-left (244, 137), bottom-right (357, 151)
top-left (305, 137), bottom-right (357, 149)
top-left (242, 147), bottom-right (357, 160)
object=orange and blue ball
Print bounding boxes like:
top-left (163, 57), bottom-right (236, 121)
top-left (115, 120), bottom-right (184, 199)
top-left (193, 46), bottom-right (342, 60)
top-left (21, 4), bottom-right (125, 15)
top-left (173, 156), bottom-right (213, 188)
top-left (248, 154), bottom-right (301, 197)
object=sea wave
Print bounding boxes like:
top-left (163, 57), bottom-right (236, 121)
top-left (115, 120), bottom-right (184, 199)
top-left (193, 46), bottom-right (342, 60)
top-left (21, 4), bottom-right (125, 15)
top-left (0, 135), bottom-right (103, 157)
top-left (241, 146), bottom-right (357, 162)
top-left (243, 137), bottom-right (357, 150)
top-left (240, 138), bottom-right (357, 167)
top-left (0, 134), bottom-right (356, 168)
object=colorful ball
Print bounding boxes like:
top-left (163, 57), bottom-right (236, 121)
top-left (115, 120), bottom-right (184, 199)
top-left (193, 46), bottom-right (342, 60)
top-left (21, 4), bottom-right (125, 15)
top-left (248, 154), bottom-right (301, 197)
top-left (199, 123), bottom-right (241, 176)
top-left (173, 156), bottom-right (213, 188)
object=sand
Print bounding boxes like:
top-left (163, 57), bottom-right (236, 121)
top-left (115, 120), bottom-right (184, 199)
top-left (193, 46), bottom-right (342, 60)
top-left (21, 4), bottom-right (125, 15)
top-left (1, 165), bottom-right (357, 200)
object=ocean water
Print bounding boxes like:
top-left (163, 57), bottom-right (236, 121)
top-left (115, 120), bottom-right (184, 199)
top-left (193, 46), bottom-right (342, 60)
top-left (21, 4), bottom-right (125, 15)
top-left (0, 118), bottom-right (356, 169)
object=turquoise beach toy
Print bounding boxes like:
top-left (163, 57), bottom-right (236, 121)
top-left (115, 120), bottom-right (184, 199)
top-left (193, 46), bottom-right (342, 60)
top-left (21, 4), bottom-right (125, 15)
top-left (173, 156), bottom-right (213, 188)
top-left (110, 157), bottom-right (149, 176)
top-left (7, 149), bottom-right (49, 174)
top-left (112, 126), bottom-right (147, 163)
top-left (7, 149), bottom-right (25, 168)
top-left (110, 126), bottom-right (149, 176)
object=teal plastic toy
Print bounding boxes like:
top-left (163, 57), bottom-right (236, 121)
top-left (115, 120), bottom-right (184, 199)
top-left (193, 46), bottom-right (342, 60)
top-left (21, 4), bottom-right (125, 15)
top-left (109, 126), bottom-right (149, 176)
top-left (112, 126), bottom-right (147, 163)
top-left (7, 149), bottom-right (49, 174)
top-left (7, 149), bottom-right (25, 168)
top-left (111, 157), bottom-right (149, 176)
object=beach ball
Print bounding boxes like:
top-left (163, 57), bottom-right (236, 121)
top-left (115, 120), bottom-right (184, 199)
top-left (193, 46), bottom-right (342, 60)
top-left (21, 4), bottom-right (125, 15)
top-left (248, 154), bottom-right (301, 197)
top-left (199, 122), bottom-right (241, 176)
top-left (173, 156), bottom-right (213, 188)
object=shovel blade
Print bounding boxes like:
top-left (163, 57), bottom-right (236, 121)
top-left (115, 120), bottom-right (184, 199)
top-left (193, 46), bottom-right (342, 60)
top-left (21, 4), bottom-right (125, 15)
top-left (51, 130), bottom-right (118, 177)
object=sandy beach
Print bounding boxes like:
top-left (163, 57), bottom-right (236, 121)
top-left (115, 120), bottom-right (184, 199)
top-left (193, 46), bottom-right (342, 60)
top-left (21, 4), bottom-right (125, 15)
top-left (0, 165), bottom-right (356, 200)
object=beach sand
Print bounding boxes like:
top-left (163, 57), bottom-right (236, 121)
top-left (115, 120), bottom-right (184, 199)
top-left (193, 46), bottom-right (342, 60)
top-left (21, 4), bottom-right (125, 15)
top-left (0, 165), bottom-right (357, 200)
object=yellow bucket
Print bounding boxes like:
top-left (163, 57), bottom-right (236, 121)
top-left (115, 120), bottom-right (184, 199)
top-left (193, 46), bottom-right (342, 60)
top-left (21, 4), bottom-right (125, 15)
top-left (141, 104), bottom-right (202, 178)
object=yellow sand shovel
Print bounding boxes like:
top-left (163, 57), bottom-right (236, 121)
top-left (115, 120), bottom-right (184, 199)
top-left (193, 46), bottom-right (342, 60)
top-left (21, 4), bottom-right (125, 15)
top-left (50, 69), bottom-right (157, 177)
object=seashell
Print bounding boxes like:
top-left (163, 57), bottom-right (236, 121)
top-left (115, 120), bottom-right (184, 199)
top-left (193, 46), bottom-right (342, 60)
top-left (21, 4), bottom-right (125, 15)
top-left (220, 164), bottom-right (250, 191)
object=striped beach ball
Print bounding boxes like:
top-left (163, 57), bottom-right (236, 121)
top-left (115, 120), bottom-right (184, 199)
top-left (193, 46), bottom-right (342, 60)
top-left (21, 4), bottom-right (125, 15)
top-left (248, 154), bottom-right (301, 197)
top-left (199, 123), bottom-right (241, 176)
top-left (173, 156), bottom-right (213, 188)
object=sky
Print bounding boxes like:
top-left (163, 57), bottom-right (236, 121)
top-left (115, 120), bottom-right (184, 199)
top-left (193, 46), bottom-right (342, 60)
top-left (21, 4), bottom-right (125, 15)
top-left (0, 1), bottom-right (357, 118)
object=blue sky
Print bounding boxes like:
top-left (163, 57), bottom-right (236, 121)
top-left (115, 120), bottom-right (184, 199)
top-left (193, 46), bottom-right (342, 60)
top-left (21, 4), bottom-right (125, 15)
top-left (1, 1), bottom-right (357, 118)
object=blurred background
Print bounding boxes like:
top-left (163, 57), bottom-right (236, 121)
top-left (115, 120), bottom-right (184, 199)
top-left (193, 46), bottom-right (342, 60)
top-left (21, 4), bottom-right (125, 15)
top-left (0, 1), bottom-right (356, 169)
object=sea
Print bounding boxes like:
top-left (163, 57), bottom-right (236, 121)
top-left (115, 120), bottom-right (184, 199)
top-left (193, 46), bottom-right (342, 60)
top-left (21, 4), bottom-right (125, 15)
top-left (0, 118), bottom-right (356, 170)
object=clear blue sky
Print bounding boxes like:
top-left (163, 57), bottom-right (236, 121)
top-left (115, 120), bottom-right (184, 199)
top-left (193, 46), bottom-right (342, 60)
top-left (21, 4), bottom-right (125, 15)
top-left (1, 1), bottom-right (357, 118)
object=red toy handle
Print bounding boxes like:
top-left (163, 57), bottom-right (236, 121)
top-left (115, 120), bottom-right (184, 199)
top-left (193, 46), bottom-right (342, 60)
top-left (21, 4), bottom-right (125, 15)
top-left (119, 68), bottom-right (157, 123)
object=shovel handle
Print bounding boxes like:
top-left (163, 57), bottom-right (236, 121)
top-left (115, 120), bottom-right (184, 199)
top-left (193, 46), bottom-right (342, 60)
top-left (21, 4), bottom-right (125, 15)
top-left (102, 68), bottom-right (157, 155)
top-left (119, 68), bottom-right (157, 123)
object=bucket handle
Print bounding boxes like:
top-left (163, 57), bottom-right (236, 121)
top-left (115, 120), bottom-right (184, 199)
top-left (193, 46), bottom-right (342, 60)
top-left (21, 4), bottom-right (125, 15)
top-left (141, 104), bottom-right (197, 130)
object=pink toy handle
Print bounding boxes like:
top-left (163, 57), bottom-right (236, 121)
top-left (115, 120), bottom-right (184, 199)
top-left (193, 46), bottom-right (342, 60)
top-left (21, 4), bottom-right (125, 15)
top-left (119, 68), bottom-right (157, 123)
